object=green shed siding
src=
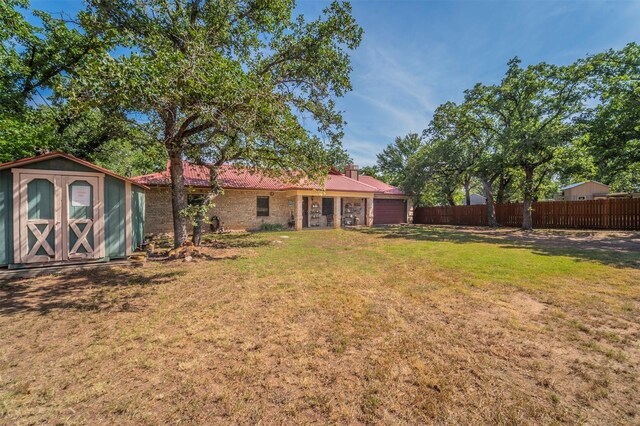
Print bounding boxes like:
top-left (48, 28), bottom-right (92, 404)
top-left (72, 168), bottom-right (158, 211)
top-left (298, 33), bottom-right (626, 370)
top-left (22, 157), bottom-right (94, 173)
top-left (132, 187), bottom-right (145, 251)
top-left (104, 176), bottom-right (126, 259)
top-left (0, 170), bottom-right (13, 266)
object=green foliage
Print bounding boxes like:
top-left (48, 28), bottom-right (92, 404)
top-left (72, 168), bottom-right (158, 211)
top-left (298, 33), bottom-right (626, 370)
top-left (582, 43), bottom-right (640, 192)
top-left (383, 56), bottom-right (599, 225)
top-left (71, 0), bottom-right (362, 245)
top-left (404, 140), bottom-right (460, 206)
top-left (0, 0), bottom-right (161, 174)
top-left (0, 109), bottom-right (58, 162)
top-left (0, 0), bottom-right (111, 114)
top-left (327, 143), bottom-right (354, 171)
top-left (494, 58), bottom-right (590, 228)
top-left (88, 137), bottom-right (166, 177)
top-left (376, 133), bottom-right (423, 187)
top-left (402, 90), bottom-right (509, 207)
top-left (75, 0), bottom-right (362, 176)
top-left (49, 107), bottom-right (166, 176)
top-left (259, 223), bottom-right (287, 232)
top-left (359, 165), bottom-right (381, 179)
top-left (608, 163), bottom-right (640, 192)
top-left (0, 104), bottom-right (165, 174)
top-left (496, 58), bottom-right (586, 172)
top-left (180, 193), bottom-right (218, 227)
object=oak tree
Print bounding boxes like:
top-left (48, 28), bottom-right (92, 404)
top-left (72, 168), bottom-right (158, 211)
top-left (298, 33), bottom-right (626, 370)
top-left (75, 0), bottom-right (362, 247)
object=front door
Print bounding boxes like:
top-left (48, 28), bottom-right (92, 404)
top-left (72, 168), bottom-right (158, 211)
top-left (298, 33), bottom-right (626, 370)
top-left (302, 197), bottom-right (309, 228)
top-left (14, 170), bottom-right (105, 264)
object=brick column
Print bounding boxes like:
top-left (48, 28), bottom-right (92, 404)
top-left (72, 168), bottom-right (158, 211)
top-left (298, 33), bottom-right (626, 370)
top-left (333, 197), bottom-right (341, 229)
top-left (295, 195), bottom-right (303, 231)
top-left (367, 196), bottom-right (374, 226)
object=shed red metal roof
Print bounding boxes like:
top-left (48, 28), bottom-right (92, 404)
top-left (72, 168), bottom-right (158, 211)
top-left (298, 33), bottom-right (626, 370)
top-left (132, 162), bottom-right (406, 195)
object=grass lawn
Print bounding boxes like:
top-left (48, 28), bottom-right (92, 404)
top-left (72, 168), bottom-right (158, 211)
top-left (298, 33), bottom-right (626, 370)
top-left (1, 226), bottom-right (639, 424)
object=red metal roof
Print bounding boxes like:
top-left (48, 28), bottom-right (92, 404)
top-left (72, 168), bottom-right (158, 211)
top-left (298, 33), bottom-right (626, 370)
top-left (134, 162), bottom-right (299, 190)
top-left (132, 162), bottom-right (406, 195)
top-left (358, 175), bottom-right (406, 195)
top-left (0, 152), bottom-right (149, 189)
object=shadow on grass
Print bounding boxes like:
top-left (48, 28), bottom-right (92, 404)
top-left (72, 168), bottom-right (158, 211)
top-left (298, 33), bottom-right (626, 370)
top-left (149, 231), bottom-right (272, 250)
top-left (357, 225), bottom-right (640, 269)
top-left (0, 267), bottom-right (185, 316)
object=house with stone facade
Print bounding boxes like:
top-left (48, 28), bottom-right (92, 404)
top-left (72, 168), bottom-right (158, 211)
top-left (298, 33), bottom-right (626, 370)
top-left (132, 162), bottom-right (412, 234)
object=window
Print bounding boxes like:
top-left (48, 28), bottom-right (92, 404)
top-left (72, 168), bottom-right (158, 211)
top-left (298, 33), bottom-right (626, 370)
top-left (577, 196), bottom-right (586, 201)
top-left (257, 196), bottom-right (269, 216)
top-left (322, 197), bottom-right (334, 216)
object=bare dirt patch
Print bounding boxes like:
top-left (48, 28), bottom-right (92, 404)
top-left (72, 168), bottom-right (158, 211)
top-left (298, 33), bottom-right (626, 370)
top-left (446, 225), bottom-right (640, 252)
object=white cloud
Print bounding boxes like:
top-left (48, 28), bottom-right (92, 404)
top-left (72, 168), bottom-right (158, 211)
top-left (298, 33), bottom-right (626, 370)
top-left (339, 42), bottom-right (442, 164)
top-left (351, 92), bottom-right (426, 135)
top-left (343, 139), bottom-right (381, 166)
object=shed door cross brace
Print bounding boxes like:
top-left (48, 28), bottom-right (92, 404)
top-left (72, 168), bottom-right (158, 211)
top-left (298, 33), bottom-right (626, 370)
top-left (69, 219), bottom-right (94, 255)
top-left (26, 221), bottom-right (54, 257)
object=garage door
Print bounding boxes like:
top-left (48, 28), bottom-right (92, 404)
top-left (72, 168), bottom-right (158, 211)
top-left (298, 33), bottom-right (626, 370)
top-left (373, 199), bottom-right (406, 225)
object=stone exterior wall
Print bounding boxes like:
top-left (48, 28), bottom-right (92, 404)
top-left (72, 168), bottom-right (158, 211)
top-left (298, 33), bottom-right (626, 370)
top-left (208, 189), bottom-right (292, 231)
top-left (145, 187), bottom-right (174, 234)
top-left (144, 187), bottom-right (292, 234)
top-left (143, 187), bottom-right (413, 234)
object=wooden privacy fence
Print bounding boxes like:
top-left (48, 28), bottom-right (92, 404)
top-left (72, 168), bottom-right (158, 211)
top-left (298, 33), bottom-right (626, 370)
top-left (413, 198), bottom-right (640, 230)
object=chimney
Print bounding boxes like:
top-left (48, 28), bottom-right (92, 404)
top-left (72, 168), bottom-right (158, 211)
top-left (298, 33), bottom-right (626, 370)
top-left (345, 164), bottom-right (359, 181)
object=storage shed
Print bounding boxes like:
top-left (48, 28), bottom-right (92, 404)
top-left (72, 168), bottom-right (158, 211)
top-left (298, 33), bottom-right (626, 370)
top-left (0, 152), bottom-right (147, 269)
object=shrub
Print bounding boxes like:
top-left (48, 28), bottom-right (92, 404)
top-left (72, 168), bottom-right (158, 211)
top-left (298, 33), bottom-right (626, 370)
top-left (260, 223), bottom-right (287, 232)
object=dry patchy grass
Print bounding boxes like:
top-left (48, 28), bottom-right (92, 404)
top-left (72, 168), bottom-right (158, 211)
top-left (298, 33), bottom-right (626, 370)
top-left (1, 226), bottom-right (639, 425)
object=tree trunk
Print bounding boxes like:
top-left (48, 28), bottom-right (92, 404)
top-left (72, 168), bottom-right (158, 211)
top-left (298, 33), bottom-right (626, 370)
top-left (496, 187), bottom-right (505, 204)
top-left (464, 179), bottom-right (471, 206)
top-left (191, 168), bottom-right (222, 246)
top-left (447, 192), bottom-right (455, 206)
top-left (522, 167), bottom-right (534, 231)
top-left (497, 175), bottom-right (509, 204)
top-left (482, 178), bottom-right (498, 227)
top-left (161, 105), bottom-right (189, 249)
top-left (168, 148), bottom-right (188, 248)
top-left (192, 211), bottom-right (205, 247)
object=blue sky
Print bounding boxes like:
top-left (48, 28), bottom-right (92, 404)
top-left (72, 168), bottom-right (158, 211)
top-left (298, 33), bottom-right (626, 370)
top-left (297, 0), bottom-right (640, 165)
top-left (30, 0), bottom-right (640, 166)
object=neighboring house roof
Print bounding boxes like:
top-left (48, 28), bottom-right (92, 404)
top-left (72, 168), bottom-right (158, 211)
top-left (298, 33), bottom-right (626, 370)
top-left (132, 162), bottom-right (407, 195)
top-left (0, 152), bottom-right (149, 189)
top-left (462, 194), bottom-right (487, 205)
top-left (560, 181), bottom-right (609, 191)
